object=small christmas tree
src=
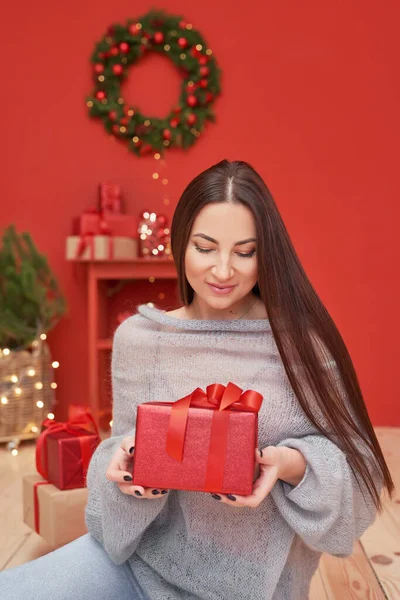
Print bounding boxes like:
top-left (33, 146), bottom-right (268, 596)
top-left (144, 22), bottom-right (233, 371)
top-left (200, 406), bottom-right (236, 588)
top-left (0, 225), bottom-right (67, 349)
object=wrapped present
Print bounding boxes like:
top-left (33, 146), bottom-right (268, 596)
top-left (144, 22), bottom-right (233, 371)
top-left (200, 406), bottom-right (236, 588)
top-left (23, 474), bottom-right (88, 548)
top-left (36, 412), bottom-right (101, 490)
top-left (78, 212), bottom-right (137, 238)
top-left (98, 182), bottom-right (123, 214)
top-left (132, 382), bottom-right (263, 496)
top-left (66, 235), bottom-right (138, 261)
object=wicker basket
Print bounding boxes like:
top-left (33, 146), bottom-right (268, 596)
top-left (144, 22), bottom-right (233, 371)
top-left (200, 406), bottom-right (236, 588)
top-left (0, 339), bottom-right (55, 442)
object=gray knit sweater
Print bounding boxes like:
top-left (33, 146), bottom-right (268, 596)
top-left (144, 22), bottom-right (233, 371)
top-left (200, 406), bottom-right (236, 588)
top-left (85, 304), bottom-right (381, 600)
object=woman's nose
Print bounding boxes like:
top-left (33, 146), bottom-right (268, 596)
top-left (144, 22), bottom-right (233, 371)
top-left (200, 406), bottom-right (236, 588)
top-left (211, 260), bottom-right (234, 280)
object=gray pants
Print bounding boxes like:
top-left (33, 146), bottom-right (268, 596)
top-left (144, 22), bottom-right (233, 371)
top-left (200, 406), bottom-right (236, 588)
top-left (0, 533), bottom-right (150, 600)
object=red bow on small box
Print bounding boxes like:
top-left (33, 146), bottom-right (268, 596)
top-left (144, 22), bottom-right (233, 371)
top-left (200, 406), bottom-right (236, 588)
top-left (36, 412), bottom-right (100, 488)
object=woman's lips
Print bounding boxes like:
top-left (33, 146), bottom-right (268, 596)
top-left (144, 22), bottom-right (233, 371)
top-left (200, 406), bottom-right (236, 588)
top-left (207, 283), bottom-right (236, 295)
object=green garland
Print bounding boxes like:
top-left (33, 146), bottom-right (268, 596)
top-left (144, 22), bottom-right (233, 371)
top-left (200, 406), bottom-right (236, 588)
top-left (86, 10), bottom-right (222, 156)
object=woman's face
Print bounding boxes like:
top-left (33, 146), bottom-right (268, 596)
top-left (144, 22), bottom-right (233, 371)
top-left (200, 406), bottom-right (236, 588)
top-left (184, 202), bottom-right (258, 312)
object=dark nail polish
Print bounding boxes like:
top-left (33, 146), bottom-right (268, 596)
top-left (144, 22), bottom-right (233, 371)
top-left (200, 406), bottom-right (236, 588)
top-left (227, 494), bottom-right (236, 501)
top-left (161, 489), bottom-right (168, 494)
top-left (124, 475), bottom-right (133, 481)
top-left (152, 489), bottom-right (160, 495)
top-left (135, 490), bottom-right (142, 496)
top-left (211, 494), bottom-right (221, 500)
top-left (259, 449), bottom-right (263, 457)
top-left (129, 446), bottom-right (135, 454)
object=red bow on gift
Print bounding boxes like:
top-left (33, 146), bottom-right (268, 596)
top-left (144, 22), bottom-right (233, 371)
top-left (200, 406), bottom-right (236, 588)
top-left (35, 412), bottom-right (99, 481)
top-left (166, 382), bottom-right (263, 492)
top-left (75, 207), bottom-right (115, 260)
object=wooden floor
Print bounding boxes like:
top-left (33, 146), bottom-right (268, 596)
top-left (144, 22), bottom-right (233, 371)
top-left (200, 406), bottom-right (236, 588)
top-left (0, 427), bottom-right (399, 598)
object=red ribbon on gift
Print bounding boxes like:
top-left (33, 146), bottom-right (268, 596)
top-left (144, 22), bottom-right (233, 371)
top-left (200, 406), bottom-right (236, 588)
top-left (75, 207), bottom-right (115, 260)
top-left (35, 412), bottom-right (100, 482)
top-left (166, 382), bottom-right (263, 492)
top-left (75, 231), bottom-right (114, 260)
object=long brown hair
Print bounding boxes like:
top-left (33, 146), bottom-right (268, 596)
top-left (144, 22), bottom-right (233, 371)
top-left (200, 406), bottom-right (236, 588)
top-left (171, 159), bottom-right (395, 512)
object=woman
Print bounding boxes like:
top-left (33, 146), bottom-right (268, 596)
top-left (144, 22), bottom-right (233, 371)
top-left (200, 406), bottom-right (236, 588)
top-left (0, 160), bottom-right (394, 599)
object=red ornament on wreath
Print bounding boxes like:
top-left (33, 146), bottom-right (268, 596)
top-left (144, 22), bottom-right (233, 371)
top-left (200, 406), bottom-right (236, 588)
top-left (86, 9), bottom-right (222, 156)
top-left (153, 31), bottom-right (164, 44)
top-left (112, 64), bottom-right (123, 75)
top-left (187, 95), bottom-right (197, 107)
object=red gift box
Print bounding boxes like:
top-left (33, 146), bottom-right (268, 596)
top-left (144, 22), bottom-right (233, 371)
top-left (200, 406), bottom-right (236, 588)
top-left (78, 212), bottom-right (137, 238)
top-left (132, 382), bottom-right (263, 495)
top-left (98, 182), bottom-right (123, 214)
top-left (36, 413), bottom-right (101, 490)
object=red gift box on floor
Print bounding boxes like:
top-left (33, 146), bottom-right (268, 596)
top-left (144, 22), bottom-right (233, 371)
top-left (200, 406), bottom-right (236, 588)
top-left (36, 413), bottom-right (101, 490)
top-left (132, 383), bottom-right (263, 496)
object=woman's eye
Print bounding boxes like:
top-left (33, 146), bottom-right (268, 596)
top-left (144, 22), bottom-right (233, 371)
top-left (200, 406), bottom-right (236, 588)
top-left (194, 246), bottom-right (256, 258)
top-left (237, 250), bottom-right (256, 258)
top-left (195, 246), bottom-right (213, 254)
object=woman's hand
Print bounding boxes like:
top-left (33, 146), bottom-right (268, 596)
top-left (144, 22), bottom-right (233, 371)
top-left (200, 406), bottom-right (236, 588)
top-left (210, 446), bottom-right (283, 508)
top-left (106, 436), bottom-right (169, 499)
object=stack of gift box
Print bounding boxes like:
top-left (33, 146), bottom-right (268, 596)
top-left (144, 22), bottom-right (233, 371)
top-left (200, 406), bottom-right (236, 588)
top-left (23, 382), bottom-right (263, 549)
top-left (66, 182), bottom-right (138, 261)
top-left (23, 407), bottom-right (101, 548)
top-left (66, 182), bottom-right (174, 261)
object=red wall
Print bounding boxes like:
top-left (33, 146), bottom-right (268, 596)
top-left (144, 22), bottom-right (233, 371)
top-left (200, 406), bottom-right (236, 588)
top-left (1, 1), bottom-right (399, 425)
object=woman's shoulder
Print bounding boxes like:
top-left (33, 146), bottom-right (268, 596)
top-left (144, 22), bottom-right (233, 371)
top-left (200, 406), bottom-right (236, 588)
top-left (112, 311), bottom-right (161, 349)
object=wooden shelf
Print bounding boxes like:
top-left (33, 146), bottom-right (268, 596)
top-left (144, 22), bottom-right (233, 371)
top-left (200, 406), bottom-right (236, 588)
top-left (84, 259), bottom-right (177, 425)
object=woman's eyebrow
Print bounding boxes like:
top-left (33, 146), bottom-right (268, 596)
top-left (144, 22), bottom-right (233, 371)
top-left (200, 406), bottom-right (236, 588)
top-left (192, 233), bottom-right (257, 246)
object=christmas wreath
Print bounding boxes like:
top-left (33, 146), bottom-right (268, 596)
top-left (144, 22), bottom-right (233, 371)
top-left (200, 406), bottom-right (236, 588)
top-left (86, 10), bottom-right (222, 156)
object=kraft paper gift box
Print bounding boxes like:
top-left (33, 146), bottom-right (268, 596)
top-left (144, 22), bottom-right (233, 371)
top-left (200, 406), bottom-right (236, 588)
top-left (23, 474), bottom-right (88, 548)
top-left (66, 235), bottom-right (138, 261)
top-left (132, 382), bottom-right (263, 496)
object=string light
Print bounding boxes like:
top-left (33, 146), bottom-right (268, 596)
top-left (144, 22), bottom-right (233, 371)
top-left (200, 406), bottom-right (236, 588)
top-left (47, 413), bottom-right (55, 420)
top-left (36, 400), bottom-right (44, 408)
top-left (1, 396), bottom-right (8, 404)
top-left (40, 334), bottom-right (47, 341)
top-left (35, 382), bottom-right (43, 390)
top-left (3, 348), bottom-right (10, 356)
top-left (50, 383), bottom-right (57, 389)
top-left (15, 387), bottom-right (22, 395)
top-left (27, 368), bottom-right (36, 376)
top-left (11, 375), bottom-right (18, 383)
top-left (153, 173), bottom-right (159, 179)
top-left (52, 361), bottom-right (59, 369)
top-left (149, 277), bottom-right (155, 283)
